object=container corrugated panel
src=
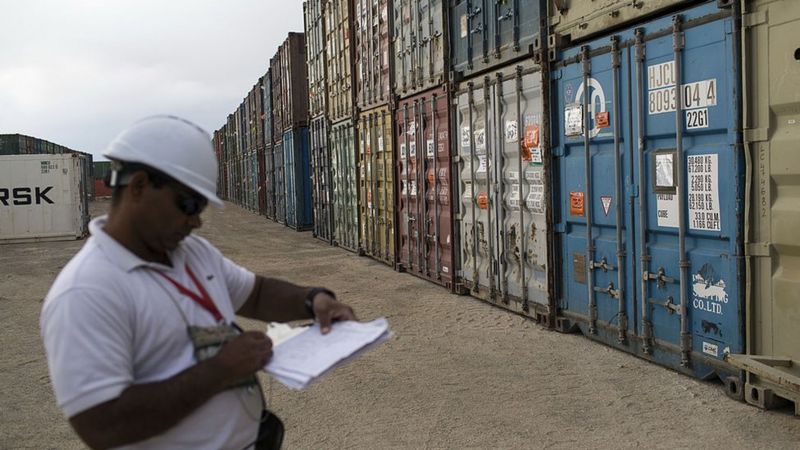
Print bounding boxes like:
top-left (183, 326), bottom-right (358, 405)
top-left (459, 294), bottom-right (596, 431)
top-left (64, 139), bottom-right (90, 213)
top-left (271, 54), bottom-right (285, 143)
top-left (262, 70), bottom-right (273, 147)
top-left (392, 0), bottom-right (448, 99)
top-left (250, 148), bottom-right (260, 212)
top-left (0, 134), bottom-right (20, 155)
top-left (93, 161), bottom-right (111, 181)
top-left (396, 85), bottom-right (456, 289)
top-left (354, 0), bottom-right (394, 110)
top-left (326, 0), bottom-right (358, 122)
top-left (730, 0), bottom-right (800, 413)
top-left (310, 116), bottom-right (334, 243)
top-left (548, 0), bottom-right (695, 47)
top-left (552, 2), bottom-right (742, 379)
top-left (449, 0), bottom-right (544, 81)
top-left (306, 0), bottom-right (328, 118)
top-left (331, 119), bottom-right (360, 252)
top-left (455, 63), bottom-right (552, 318)
top-left (255, 78), bottom-right (265, 149)
top-left (358, 106), bottom-right (396, 265)
top-left (0, 154), bottom-right (89, 243)
top-left (283, 128), bottom-right (314, 230)
top-left (265, 143), bottom-right (277, 220)
top-left (280, 33), bottom-right (310, 130)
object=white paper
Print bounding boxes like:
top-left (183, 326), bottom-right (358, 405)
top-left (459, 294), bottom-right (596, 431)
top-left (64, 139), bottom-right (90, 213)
top-left (264, 318), bottom-right (392, 390)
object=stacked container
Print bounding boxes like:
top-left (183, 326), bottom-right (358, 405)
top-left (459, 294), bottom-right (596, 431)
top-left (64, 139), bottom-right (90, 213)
top-left (280, 33), bottom-right (313, 231)
top-left (262, 70), bottom-right (276, 219)
top-left (270, 53), bottom-right (287, 223)
top-left (392, 0), bottom-right (457, 290)
top-left (451, 1), bottom-right (552, 320)
top-left (327, 0), bottom-right (361, 252)
top-left (306, 0), bottom-right (334, 243)
top-left (355, 0), bottom-right (396, 265)
top-left (550, 1), bottom-right (745, 379)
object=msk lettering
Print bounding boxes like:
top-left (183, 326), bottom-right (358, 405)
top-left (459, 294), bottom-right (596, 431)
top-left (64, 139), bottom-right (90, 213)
top-left (0, 186), bottom-right (54, 206)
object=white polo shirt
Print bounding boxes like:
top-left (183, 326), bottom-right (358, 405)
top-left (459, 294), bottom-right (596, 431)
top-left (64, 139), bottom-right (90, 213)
top-left (41, 215), bottom-right (261, 450)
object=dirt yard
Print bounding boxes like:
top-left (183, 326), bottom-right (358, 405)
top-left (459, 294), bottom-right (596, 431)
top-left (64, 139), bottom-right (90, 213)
top-left (1, 199), bottom-right (798, 449)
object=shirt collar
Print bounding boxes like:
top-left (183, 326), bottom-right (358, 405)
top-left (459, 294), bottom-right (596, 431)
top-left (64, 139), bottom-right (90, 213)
top-left (89, 215), bottom-right (186, 273)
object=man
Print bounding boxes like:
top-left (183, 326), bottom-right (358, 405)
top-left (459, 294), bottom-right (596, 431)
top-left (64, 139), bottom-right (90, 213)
top-left (40, 115), bottom-right (356, 449)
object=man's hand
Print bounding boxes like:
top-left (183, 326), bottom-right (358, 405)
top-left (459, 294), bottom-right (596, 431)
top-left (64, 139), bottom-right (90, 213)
top-left (311, 292), bottom-right (357, 334)
top-left (211, 331), bottom-right (273, 385)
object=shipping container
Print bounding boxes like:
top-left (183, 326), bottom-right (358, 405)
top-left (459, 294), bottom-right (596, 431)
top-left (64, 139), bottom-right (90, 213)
top-left (249, 148), bottom-right (259, 212)
top-left (310, 116), bottom-right (334, 242)
top-left (265, 143), bottom-right (277, 220)
top-left (262, 70), bottom-right (274, 148)
top-left (255, 78), bottom-right (265, 149)
top-left (275, 140), bottom-right (287, 223)
top-left (331, 119), bottom-right (360, 252)
top-left (280, 33), bottom-right (310, 130)
top-left (396, 85), bottom-right (456, 290)
top-left (306, 0), bottom-right (328, 119)
top-left (449, 0), bottom-right (544, 81)
top-left (354, 0), bottom-right (394, 110)
top-left (551, 2), bottom-right (743, 379)
top-left (726, 0), bottom-right (800, 414)
top-left (454, 63), bottom-right (553, 318)
top-left (257, 146), bottom-right (267, 215)
top-left (358, 106), bottom-right (396, 265)
top-left (283, 128), bottom-right (314, 230)
top-left (326, 0), bottom-right (358, 122)
top-left (392, 0), bottom-right (448, 98)
top-left (548, 0), bottom-right (697, 49)
top-left (271, 54), bottom-right (285, 143)
top-left (0, 154), bottom-right (90, 243)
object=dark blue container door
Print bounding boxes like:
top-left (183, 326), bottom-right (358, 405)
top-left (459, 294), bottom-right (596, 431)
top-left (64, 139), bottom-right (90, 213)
top-left (552, 3), bottom-right (743, 379)
top-left (283, 128), bottom-right (313, 230)
top-left (284, 131), bottom-right (298, 227)
top-left (274, 140), bottom-right (286, 224)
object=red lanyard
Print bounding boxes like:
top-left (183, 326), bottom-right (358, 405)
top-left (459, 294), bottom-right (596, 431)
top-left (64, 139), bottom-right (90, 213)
top-left (153, 265), bottom-right (223, 322)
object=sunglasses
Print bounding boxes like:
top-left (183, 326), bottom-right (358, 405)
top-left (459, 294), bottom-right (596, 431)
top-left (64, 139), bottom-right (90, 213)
top-left (173, 188), bottom-right (208, 216)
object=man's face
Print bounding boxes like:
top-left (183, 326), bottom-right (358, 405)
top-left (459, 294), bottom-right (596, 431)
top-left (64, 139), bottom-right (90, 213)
top-left (136, 178), bottom-right (207, 253)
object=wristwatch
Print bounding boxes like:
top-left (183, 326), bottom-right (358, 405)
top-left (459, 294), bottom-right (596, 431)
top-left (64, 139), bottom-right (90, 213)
top-left (304, 287), bottom-right (336, 318)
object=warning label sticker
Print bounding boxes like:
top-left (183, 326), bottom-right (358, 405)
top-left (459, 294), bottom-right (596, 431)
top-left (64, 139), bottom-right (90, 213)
top-left (601, 196), bottom-right (612, 216)
top-left (505, 120), bottom-right (518, 143)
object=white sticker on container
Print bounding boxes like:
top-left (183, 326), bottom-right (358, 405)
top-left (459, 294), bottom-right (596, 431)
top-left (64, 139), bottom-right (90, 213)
top-left (474, 128), bottom-right (486, 152)
top-left (461, 126), bottom-right (471, 148)
top-left (702, 341), bottom-right (719, 357)
top-left (462, 182), bottom-right (473, 199)
top-left (508, 184), bottom-right (521, 209)
top-left (686, 108), bottom-right (709, 129)
top-left (410, 181), bottom-right (417, 196)
top-left (526, 190), bottom-right (545, 214)
top-left (656, 193), bottom-right (679, 228)
top-left (427, 139), bottom-right (435, 157)
top-left (505, 120), bottom-right (518, 143)
top-left (525, 168), bottom-right (544, 183)
top-left (460, 15), bottom-right (467, 38)
top-left (648, 78), bottom-right (717, 115)
top-left (688, 154), bottom-right (721, 231)
top-left (409, 142), bottom-right (417, 158)
top-left (564, 104), bottom-right (583, 137)
top-left (400, 143), bottom-right (407, 159)
top-left (531, 147), bottom-right (543, 164)
top-left (378, 136), bottom-right (384, 152)
top-left (656, 153), bottom-right (675, 188)
top-left (508, 171), bottom-right (520, 182)
top-left (442, 265), bottom-right (449, 273)
top-left (477, 155), bottom-right (487, 174)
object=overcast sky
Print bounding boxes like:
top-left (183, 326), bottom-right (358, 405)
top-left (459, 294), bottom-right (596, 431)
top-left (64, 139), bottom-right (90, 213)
top-left (0, 0), bottom-right (304, 160)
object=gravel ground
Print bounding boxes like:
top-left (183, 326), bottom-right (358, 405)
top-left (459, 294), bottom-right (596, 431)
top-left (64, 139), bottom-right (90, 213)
top-left (1, 199), bottom-right (798, 449)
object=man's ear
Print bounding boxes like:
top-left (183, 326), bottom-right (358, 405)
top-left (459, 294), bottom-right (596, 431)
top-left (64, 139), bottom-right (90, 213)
top-left (126, 171), bottom-right (150, 201)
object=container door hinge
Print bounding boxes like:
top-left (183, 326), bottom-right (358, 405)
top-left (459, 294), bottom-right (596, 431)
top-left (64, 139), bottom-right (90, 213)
top-left (552, 146), bottom-right (565, 157)
top-left (744, 127), bottom-right (769, 143)
top-left (747, 242), bottom-right (771, 257)
top-left (554, 222), bottom-right (566, 233)
top-left (743, 11), bottom-right (768, 28)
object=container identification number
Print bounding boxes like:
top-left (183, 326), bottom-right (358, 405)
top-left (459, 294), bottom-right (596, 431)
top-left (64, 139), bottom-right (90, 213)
top-left (647, 79), bottom-right (717, 115)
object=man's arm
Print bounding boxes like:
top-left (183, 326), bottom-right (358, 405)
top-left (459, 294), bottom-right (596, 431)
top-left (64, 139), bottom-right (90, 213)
top-left (68, 331), bottom-right (271, 450)
top-left (237, 275), bottom-right (356, 332)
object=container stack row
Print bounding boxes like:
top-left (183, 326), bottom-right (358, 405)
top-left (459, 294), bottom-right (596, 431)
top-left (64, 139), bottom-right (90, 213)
top-left (213, 0), bottom-right (800, 415)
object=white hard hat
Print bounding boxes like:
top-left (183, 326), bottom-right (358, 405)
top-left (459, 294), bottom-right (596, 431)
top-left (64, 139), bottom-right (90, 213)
top-left (103, 115), bottom-right (223, 207)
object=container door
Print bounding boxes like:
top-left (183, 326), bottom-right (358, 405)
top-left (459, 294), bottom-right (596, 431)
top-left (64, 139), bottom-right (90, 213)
top-left (553, 3), bottom-right (743, 378)
top-left (265, 144), bottom-right (276, 220)
top-left (332, 121), bottom-right (360, 252)
top-left (284, 132), bottom-right (297, 227)
top-left (275, 141), bottom-right (286, 223)
top-left (359, 107), bottom-right (395, 265)
top-left (311, 118), bottom-right (332, 242)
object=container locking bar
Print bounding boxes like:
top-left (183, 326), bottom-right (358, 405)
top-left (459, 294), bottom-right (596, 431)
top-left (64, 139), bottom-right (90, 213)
top-left (643, 267), bottom-right (675, 288)
top-left (648, 296), bottom-right (682, 315)
top-left (593, 283), bottom-right (621, 299)
top-left (591, 257), bottom-right (616, 273)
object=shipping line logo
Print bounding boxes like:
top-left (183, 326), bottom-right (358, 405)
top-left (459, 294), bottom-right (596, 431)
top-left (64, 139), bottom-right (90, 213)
top-left (0, 187), bottom-right (55, 206)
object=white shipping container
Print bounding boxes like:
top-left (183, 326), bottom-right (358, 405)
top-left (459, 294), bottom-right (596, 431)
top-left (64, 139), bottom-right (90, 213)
top-left (0, 154), bottom-right (89, 243)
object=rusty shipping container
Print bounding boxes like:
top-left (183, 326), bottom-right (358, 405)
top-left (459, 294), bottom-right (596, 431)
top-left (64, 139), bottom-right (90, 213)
top-left (358, 106), bottom-right (396, 265)
top-left (326, 0), bottom-right (358, 122)
top-left (306, 0), bottom-right (328, 119)
top-left (264, 143), bottom-right (277, 220)
top-left (271, 54), bottom-right (285, 143)
top-left (454, 61), bottom-right (553, 321)
top-left (449, 0), bottom-right (545, 81)
top-left (310, 115), bottom-right (334, 243)
top-left (392, 0), bottom-right (448, 99)
top-left (395, 85), bottom-right (456, 290)
top-left (354, 0), bottom-right (394, 110)
top-left (331, 119), bottom-right (360, 252)
top-left (280, 33), bottom-right (310, 130)
top-left (257, 146), bottom-right (267, 215)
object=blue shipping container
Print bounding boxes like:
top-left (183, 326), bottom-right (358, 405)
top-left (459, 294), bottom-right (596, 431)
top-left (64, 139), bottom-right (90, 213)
top-left (283, 128), bottom-right (313, 231)
top-left (551, 2), bottom-right (743, 380)
top-left (449, 0), bottom-right (544, 80)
